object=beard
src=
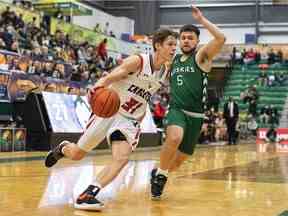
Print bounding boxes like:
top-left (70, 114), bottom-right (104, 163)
top-left (180, 46), bottom-right (196, 55)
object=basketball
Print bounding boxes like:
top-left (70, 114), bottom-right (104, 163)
top-left (90, 87), bottom-right (120, 118)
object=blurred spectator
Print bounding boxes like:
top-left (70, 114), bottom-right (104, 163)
top-left (265, 125), bottom-right (277, 143)
top-left (242, 85), bottom-right (259, 104)
top-left (267, 71), bottom-right (276, 87)
top-left (232, 47), bottom-right (243, 64)
top-left (255, 51), bottom-right (261, 64)
top-left (261, 50), bottom-right (269, 63)
top-left (42, 35), bottom-right (50, 47)
top-left (52, 63), bottom-right (64, 79)
top-left (153, 100), bottom-right (166, 128)
top-left (94, 23), bottom-right (102, 34)
top-left (248, 99), bottom-right (257, 117)
top-left (97, 38), bottom-right (108, 62)
top-left (260, 105), bottom-right (270, 124)
top-left (10, 40), bottom-right (19, 53)
top-left (199, 122), bottom-right (210, 144)
top-left (109, 31), bottom-right (116, 38)
top-left (1, 6), bottom-right (10, 16)
top-left (275, 71), bottom-right (286, 86)
top-left (41, 62), bottom-right (53, 77)
top-left (223, 96), bottom-right (239, 145)
top-left (70, 65), bottom-right (82, 81)
top-left (1, 26), bottom-right (13, 50)
top-left (247, 114), bottom-right (257, 136)
top-left (15, 13), bottom-right (24, 29)
top-left (214, 112), bottom-right (227, 142)
top-left (0, 38), bottom-right (6, 49)
top-left (276, 49), bottom-right (283, 64)
top-left (243, 48), bottom-right (256, 65)
top-left (104, 56), bottom-right (114, 70)
top-left (13, 0), bottom-right (33, 9)
top-left (269, 105), bottom-right (279, 125)
top-left (103, 22), bottom-right (109, 35)
top-left (258, 69), bottom-right (268, 86)
top-left (268, 48), bottom-right (276, 65)
top-left (54, 8), bottom-right (64, 20)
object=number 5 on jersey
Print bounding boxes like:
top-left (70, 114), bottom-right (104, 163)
top-left (121, 98), bottom-right (143, 114)
top-left (177, 74), bottom-right (183, 86)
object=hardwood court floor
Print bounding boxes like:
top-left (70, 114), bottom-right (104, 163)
top-left (1, 143), bottom-right (288, 216)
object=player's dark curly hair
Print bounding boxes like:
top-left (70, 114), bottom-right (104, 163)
top-left (180, 24), bottom-right (200, 38)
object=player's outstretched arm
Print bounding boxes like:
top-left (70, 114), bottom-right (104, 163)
top-left (192, 6), bottom-right (226, 64)
top-left (93, 55), bottom-right (141, 88)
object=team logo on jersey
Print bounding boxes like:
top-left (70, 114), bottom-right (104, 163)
top-left (128, 84), bottom-right (152, 102)
top-left (175, 66), bottom-right (195, 73)
top-left (171, 66), bottom-right (195, 76)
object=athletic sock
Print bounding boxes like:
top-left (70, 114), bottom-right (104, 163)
top-left (156, 168), bottom-right (168, 177)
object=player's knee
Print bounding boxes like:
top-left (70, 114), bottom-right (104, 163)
top-left (113, 155), bottom-right (129, 168)
top-left (166, 134), bottom-right (182, 149)
top-left (70, 148), bottom-right (86, 161)
top-left (118, 159), bottom-right (129, 168)
top-left (117, 157), bottom-right (129, 167)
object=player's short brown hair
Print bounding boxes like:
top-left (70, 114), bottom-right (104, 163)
top-left (152, 28), bottom-right (178, 52)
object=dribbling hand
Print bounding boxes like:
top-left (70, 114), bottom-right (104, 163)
top-left (87, 86), bottom-right (103, 104)
top-left (87, 78), bottom-right (107, 103)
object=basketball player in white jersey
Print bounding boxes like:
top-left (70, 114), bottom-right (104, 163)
top-left (44, 28), bottom-right (177, 211)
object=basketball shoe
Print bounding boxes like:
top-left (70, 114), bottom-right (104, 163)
top-left (44, 140), bottom-right (69, 168)
top-left (74, 185), bottom-right (104, 211)
top-left (150, 168), bottom-right (167, 200)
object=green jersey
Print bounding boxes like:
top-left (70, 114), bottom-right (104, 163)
top-left (169, 53), bottom-right (208, 113)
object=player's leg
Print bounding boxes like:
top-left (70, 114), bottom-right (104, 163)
top-left (151, 109), bottom-right (186, 200)
top-left (74, 138), bottom-right (132, 211)
top-left (168, 117), bottom-right (202, 172)
top-left (97, 139), bottom-right (132, 187)
top-left (45, 115), bottom-right (112, 168)
top-left (168, 150), bottom-right (189, 172)
top-left (159, 125), bottom-right (184, 170)
top-left (151, 114), bottom-right (203, 200)
top-left (74, 115), bottom-right (140, 210)
top-left (159, 109), bottom-right (187, 170)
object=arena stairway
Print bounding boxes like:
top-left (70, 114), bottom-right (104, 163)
top-left (219, 64), bottom-right (288, 127)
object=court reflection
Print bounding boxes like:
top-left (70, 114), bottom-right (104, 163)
top-left (39, 160), bottom-right (155, 208)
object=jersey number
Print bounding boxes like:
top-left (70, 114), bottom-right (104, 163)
top-left (177, 74), bottom-right (183, 86)
top-left (121, 98), bottom-right (143, 114)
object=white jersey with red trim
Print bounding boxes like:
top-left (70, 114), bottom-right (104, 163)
top-left (110, 53), bottom-right (168, 120)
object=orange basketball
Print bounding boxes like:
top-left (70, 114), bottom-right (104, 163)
top-left (90, 87), bottom-right (120, 118)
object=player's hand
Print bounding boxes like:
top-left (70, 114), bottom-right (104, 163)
top-left (87, 85), bottom-right (104, 104)
top-left (191, 6), bottom-right (204, 22)
top-left (87, 77), bottom-right (109, 102)
top-left (92, 78), bottom-right (106, 91)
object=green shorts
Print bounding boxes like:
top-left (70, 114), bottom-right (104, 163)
top-left (165, 108), bottom-right (203, 155)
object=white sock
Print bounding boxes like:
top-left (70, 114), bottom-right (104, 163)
top-left (157, 168), bottom-right (168, 177)
top-left (60, 141), bottom-right (70, 155)
top-left (91, 180), bottom-right (103, 189)
top-left (61, 146), bottom-right (66, 155)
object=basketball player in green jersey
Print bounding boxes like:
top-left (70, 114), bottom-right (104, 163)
top-left (151, 6), bottom-right (226, 199)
